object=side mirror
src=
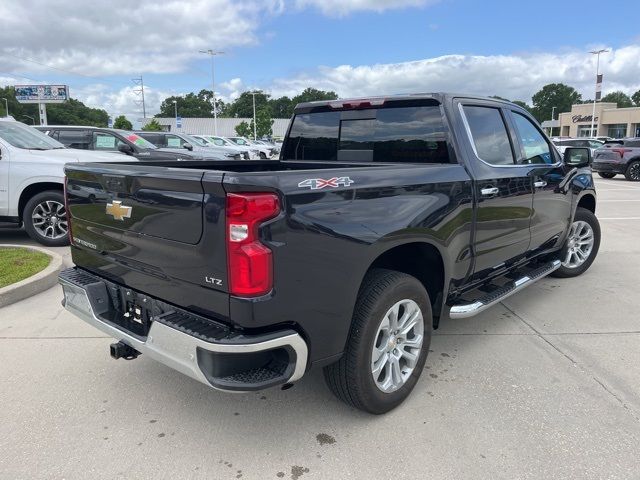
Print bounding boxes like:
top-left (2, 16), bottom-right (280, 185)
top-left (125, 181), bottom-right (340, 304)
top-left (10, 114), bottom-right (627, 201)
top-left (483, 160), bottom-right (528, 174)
top-left (117, 143), bottom-right (134, 155)
top-left (182, 142), bottom-right (194, 151)
top-left (563, 147), bottom-right (591, 168)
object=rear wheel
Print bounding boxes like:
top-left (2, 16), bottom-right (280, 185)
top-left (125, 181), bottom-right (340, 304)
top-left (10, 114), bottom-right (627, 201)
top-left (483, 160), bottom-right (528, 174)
top-left (598, 172), bottom-right (616, 179)
top-left (551, 207), bottom-right (600, 278)
top-left (23, 190), bottom-right (70, 247)
top-left (625, 160), bottom-right (640, 181)
top-left (259, 152), bottom-right (267, 159)
top-left (323, 269), bottom-right (432, 414)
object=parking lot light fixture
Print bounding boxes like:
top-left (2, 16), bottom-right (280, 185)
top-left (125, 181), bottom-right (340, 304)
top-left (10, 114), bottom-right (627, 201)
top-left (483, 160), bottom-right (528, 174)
top-left (589, 49), bottom-right (609, 138)
top-left (199, 49), bottom-right (224, 135)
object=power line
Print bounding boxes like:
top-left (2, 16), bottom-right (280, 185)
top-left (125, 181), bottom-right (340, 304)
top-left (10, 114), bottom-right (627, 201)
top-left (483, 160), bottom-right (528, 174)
top-left (0, 51), bottom-right (99, 79)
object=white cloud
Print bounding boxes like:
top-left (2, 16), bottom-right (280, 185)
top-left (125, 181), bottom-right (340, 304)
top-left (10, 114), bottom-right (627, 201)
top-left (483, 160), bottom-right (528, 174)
top-left (295, 0), bottom-right (438, 16)
top-left (0, 0), bottom-right (269, 76)
top-left (265, 44), bottom-right (640, 103)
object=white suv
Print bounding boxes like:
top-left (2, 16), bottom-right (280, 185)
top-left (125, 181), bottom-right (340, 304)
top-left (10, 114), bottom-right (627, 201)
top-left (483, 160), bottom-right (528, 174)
top-left (0, 118), bottom-right (130, 246)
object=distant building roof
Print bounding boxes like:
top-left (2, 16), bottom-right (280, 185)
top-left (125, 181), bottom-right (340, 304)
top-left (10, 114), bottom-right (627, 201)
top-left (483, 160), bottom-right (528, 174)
top-left (142, 117), bottom-right (290, 138)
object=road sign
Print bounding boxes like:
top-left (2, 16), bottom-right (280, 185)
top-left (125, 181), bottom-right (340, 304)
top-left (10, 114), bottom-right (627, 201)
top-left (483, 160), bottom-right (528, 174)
top-left (108, 116), bottom-right (113, 128)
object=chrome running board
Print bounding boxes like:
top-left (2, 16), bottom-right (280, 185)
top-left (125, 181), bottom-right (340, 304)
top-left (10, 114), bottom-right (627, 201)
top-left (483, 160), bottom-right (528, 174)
top-left (449, 260), bottom-right (561, 319)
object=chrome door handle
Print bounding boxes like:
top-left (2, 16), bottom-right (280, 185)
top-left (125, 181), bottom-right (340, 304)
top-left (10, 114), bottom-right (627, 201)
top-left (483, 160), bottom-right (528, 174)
top-left (481, 187), bottom-right (499, 196)
top-left (534, 180), bottom-right (547, 188)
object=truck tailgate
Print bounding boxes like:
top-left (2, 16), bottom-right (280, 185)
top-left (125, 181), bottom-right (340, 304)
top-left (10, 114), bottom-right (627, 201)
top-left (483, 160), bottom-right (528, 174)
top-left (65, 163), bottom-right (229, 318)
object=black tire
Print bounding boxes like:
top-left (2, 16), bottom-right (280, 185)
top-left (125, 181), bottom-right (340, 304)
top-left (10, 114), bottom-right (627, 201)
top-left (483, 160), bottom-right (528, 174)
top-left (323, 269), bottom-right (432, 414)
top-left (22, 190), bottom-right (70, 247)
top-left (598, 172), bottom-right (616, 179)
top-left (259, 152), bottom-right (267, 159)
top-left (625, 160), bottom-right (640, 181)
top-left (551, 207), bottom-right (600, 278)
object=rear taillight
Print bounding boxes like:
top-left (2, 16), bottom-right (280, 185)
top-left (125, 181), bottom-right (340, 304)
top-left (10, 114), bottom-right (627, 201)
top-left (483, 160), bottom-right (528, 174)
top-left (63, 176), bottom-right (73, 242)
top-left (226, 192), bottom-right (280, 297)
top-left (612, 148), bottom-right (631, 159)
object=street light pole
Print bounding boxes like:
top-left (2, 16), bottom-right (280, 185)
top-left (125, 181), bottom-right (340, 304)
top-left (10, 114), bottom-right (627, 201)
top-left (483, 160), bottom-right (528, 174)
top-left (589, 49), bottom-right (608, 138)
top-left (251, 91), bottom-right (258, 140)
top-left (173, 100), bottom-right (178, 130)
top-left (551, 106), bottom-right (556, 137)
top-left (199, 49), bottom-right (224, 135)
top-left (1, 98), bottom-right (8, 117)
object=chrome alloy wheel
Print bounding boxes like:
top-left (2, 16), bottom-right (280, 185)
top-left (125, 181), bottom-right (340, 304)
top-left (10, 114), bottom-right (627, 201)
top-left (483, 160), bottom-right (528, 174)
top-left (562, 220), bottom-right (594, 269)
top-left (371, 299), bottom-right (424, 393)
top-left (32, 200), bottom-right (68, 240)
top-left (629, 162), bottom-right (640, 181)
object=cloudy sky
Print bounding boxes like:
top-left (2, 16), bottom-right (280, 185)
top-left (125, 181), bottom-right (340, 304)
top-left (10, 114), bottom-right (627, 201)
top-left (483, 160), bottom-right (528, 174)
top-left (1, 0), bottom-right (638, 121)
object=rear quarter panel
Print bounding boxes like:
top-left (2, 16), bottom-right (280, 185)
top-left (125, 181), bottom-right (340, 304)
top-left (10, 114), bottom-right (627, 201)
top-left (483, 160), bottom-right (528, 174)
top-left (224, 163), bottom-right (473, 363)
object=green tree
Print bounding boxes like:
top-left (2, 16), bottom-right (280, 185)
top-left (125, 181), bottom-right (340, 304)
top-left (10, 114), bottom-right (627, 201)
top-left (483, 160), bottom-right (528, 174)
top-left (291, 87), bottom-right (338, 106)
top-left (531, 83), bottom-right (582, 122)
top-left (250, 107), bottom-right (275, 138)
top-left (226, 91), bottom-right (270, 118)
top-left (142, 119), bottom-right (163, 131)
top-left (269, 96), bottom-right (293, 118)
top-left (113, 115), bottom-right (133, 130)
top-left (47, 98), bottom-right (108, 126)
top-left (633, 90), bottom-right (640, 107)
top-left (512, 100), bottom-right (532, 112)
top-left (601, 91), bottom-right (633, 108)
top-left (157, 90), bottom-right (215, 118)
top-left (235, 120), bottom-right (252, 137)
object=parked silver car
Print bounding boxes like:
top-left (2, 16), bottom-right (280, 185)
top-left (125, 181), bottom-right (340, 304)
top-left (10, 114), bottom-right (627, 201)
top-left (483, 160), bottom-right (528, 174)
top-left (191, 135), bottom-right (255, 160)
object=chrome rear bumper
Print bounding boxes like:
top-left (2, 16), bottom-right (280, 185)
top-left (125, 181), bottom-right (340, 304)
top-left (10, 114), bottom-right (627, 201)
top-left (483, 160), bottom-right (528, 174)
top-left (59, 270), bottom-right (308, 392)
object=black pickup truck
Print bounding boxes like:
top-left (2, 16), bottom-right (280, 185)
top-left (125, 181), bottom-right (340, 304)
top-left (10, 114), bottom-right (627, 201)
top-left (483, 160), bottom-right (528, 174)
top-left (59, 94), bottom-right (600, 414)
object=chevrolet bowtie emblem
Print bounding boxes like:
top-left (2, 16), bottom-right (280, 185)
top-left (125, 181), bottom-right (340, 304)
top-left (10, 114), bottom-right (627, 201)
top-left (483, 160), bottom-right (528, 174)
top-left (105, 200), bottom-right (132, 221)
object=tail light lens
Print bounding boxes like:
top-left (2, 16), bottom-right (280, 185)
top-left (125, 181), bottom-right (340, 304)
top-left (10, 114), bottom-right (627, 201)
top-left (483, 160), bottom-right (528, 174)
top-left (226, 192), bottom-right (280, 297)
top-left (612, 148), bottom-right (631, 159)
top-left (63, 176), bottom-right (73, 243)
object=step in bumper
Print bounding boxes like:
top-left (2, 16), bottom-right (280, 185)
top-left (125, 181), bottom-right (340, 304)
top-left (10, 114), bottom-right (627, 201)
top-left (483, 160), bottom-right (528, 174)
top-left (449, 260), bottom-right (561, 319)
top-left (59, 268), bottom-right (308, 392)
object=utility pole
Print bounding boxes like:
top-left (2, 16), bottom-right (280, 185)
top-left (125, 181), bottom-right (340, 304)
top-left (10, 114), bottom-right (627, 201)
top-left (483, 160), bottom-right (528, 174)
top-left (551, 106), bottom-right (556, 137)
top-left (199, 49), bottom-right (224, 135)
top-left (589, 49), bottom-right (608, 138)
top-left (132, 76), bottom-right (147, 118)
top-left (1, 98), bottom-right (7, 117)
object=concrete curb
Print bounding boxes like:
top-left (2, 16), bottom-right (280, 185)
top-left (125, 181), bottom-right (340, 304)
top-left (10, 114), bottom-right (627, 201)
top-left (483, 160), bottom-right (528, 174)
top-left (0, 244), bottom-right (63, 309)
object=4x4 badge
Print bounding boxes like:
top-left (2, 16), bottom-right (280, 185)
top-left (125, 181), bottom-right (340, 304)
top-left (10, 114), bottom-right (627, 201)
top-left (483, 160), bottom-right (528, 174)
top-left (106, 200), bottom-right (132, 221)
top-left (298, 177), bottom-right (354, 190)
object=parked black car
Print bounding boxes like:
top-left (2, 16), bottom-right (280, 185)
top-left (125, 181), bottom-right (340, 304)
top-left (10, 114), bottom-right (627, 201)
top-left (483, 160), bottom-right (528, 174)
top-left (59, 94), bottom-right (599, 414)
top-left (35, 126), bottom-right (228, 161)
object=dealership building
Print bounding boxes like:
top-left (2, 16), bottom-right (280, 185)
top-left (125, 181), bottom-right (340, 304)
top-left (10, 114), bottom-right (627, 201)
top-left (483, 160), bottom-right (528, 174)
top-left (543, 102), bottom-right (640, 138)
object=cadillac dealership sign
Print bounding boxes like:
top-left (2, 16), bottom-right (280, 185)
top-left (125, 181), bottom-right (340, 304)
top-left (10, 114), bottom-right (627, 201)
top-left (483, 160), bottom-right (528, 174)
top-left (572, 115), bottom-right (598, 123)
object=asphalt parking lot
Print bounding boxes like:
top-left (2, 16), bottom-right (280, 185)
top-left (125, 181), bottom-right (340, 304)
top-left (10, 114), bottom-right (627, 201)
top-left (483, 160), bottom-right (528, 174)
top-left (1, 176), bottom-right (639, 480)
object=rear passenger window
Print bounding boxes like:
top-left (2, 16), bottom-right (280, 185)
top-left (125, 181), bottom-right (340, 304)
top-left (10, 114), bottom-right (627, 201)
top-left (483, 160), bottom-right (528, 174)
top-left (57, 130), bottom-right (90, 150)
top-left (511, 112), bottom-right (553, 165)
top-left (463, 106), bottom-right (514, 165)
top-left (282, 105), bottom-right (450, 163)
